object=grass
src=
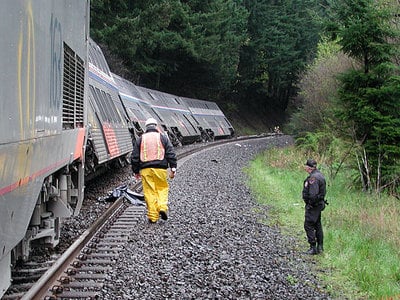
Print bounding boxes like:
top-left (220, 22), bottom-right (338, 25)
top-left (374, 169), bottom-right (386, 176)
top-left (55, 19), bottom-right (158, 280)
top-left (245, 146), bottom-right (400, 300)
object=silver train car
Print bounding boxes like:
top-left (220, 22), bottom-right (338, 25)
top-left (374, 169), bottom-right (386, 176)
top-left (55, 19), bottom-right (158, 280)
top-left (95, 37), bottom-right (234, 146)
top-left (135, 86), bottom-right (201, 145)
top-left (86, 39), bottom-right (133, 179)
top-left (115, 78), bottom-right (202, 146)
top-left (0, 1), bottom-right (89, 297)
top-left (180, 97), bottom-right (235, 141)
top-left (112, 73), bottom-right (153, 136)
top-left (0, 4), bottom-right (234, 297)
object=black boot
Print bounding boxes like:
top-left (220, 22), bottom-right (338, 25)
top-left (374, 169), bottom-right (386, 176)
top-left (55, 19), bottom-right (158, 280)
top-left (305, 244), bottom-right (318, 255)
top-left (317, 244), bottom-right (324, 253)
top-left (159, 211), bottom-right (168, 220)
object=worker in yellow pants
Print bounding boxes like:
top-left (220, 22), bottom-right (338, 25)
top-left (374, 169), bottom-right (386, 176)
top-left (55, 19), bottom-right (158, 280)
top-left (131, 118), bottom-right (177, 223)
top-left (140, 168), bottom-right (170, 222)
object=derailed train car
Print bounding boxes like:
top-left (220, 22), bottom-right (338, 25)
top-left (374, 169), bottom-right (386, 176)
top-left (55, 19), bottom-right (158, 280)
top-left (131, 86), bottom-right (201, 146)
top-left (0, 1), bottom-right (90, 296)
top-left (112, 73), bottom-right (153, 137)
top-left (0, 4), bottom-right (234, 297)
top-left (86, 39), bottom-right (133, 179)
top-left (181, 97), bottom-right (235, 141)
top-left (113, 72), bottom-right (205, 147)
top-left (93, 37), bottom-right (234, 146)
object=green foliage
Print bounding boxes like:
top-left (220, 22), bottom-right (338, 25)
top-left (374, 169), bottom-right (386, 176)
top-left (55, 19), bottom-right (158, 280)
top-left (91, 1), bottom-right (197, 80)
top-left (246, 146), bottom-right (400, 299)
top-left (90, 0), bottom-right (248, 101)
top-left (325, 0), bottom-right (398, 73)
top-left (335, 59), bottom-right (400, 194)
top-left (295, 130), bottom-right (354, 182)
top-left (237, 0), bottom-right (321, 113)
top-left (90, 0), bottom-right (325, 125)
top-left (299, 0), bottom-right (400, 195)
top-left (314, 37), bottom-right (341, 61)
top-left (189, 0), bottom-right (249, 92)
top-left (245, 147), bottom-right (304, 231)
top-left (285, 38), bottom-right (356, 137)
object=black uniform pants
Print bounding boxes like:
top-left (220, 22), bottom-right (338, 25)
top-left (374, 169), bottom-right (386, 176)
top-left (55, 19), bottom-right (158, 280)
top-left (304, 204), bottom-right (323, 246)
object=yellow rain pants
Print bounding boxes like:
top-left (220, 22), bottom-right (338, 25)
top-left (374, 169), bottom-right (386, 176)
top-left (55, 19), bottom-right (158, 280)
top-left (140, 168), bottom-right (169, 222)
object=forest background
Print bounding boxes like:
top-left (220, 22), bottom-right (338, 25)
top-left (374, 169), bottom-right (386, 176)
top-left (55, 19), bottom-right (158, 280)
top-left (90, 0), bottom-right (399, 196)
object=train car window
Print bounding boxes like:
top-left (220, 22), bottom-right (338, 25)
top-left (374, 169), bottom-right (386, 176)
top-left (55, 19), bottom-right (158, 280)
top-left (114, 101), bottom-right (127, 124)
top-left (99, 90), bottom-right (113, 123)
top-left (94, 51), bottom-right (104, 74)
top-left (190, 114), bottom-right (200, 125)
top-left (224, 118), bottom-right (232, 126)
top-left (135, 107), bottom-right (144, 119)
top-left (89, 39), bottom-right (111, 76)
top-left (114, 98), bottom-right (126, 124)
top-left (182, 114), bottom-right (198, 132)
top-left (100, 91), bottom-right (118, 123)
top-left (93, 87), bottom-right (107, 121)
top-left (98, 89), bottom-right (113, 123)
top-left (148, 92), bottom-right (158, 102)
top-left (88, 45), bottom-right (96, 66)
top-left (88, 93), bottom-right (97, 116)
top-left (159, 94), bottom-right (168, 104)
top-left (135, 105), bottom-right (146, 119)
top-left (151, 108), bottom-right (163, 123)
top-left (108, 93), bottom-right (125, 124)
top-left (94, 53), bottom-right (102, 71)
top-left (153, 92), bottom-right (160, 101)
top-left (90, 86), bottom-right (107, 122)
top-left (128, 107), bottom-right (144, 122)
top-left (99, 55), bottom-right (111, 76)
top-left (89, 41), bottom-right (101, 70)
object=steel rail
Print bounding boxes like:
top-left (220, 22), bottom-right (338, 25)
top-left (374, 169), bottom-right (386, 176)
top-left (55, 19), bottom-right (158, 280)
top-left (21, 196), bottom-right (128, 300)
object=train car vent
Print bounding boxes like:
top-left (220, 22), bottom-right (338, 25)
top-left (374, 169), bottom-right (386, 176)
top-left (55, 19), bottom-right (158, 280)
top-left (62, 43), bottom-right (85, 130)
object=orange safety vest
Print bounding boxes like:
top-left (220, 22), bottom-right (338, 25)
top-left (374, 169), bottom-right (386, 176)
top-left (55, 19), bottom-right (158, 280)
top-left (140, 132), bottom-right (165, 162)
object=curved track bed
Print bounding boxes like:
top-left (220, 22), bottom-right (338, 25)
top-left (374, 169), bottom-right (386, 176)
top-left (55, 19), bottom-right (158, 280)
top-left (3, 135), bottom-right (331, 300)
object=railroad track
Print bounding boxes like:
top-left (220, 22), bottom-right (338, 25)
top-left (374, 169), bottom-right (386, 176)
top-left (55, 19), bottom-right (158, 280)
top-left (5, 193), bottom-right (144, 300)
top-left (2, 134), bottom-right (275, 300)
top-left (37, 200), bottom-right (144, 300)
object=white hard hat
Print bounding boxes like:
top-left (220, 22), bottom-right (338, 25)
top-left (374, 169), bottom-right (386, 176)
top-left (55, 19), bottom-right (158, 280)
top-left (145, 117), bottom-right (158, 127)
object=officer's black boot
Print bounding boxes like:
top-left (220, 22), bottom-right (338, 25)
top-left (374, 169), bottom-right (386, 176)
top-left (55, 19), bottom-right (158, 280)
top-left (317, 244), bottom-right (324, 253)
top-left (306, 244), bottom-right (318, 255)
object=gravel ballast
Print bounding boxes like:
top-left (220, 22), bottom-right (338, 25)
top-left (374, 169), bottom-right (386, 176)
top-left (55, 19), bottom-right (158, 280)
top-left (102, 136), bottom-right (331, 299)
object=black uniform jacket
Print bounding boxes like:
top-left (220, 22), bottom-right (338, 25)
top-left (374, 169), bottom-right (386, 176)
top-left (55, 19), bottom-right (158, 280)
top-left (302, 169), bottom-right (326, 207)
top-left (131, 128), bottom-right (177, 174)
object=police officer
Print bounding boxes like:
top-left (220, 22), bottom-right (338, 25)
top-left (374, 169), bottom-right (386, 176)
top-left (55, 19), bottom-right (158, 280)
top-left (131, 118), bottom-right (177, 223)
top-left (302, 159), bottom-right (326, 255)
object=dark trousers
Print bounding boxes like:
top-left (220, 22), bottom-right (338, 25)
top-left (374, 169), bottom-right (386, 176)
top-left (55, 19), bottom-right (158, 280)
top-left (304, 205), bottom-right (323, 246)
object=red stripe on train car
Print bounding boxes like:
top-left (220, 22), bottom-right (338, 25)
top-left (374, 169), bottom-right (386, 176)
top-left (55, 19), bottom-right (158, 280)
top-left (0, 157), bottom-right (69, 196)
top-left (102, 124), bottom-right (120, 157)
top-left (74, 128), bottom-right (86, 160)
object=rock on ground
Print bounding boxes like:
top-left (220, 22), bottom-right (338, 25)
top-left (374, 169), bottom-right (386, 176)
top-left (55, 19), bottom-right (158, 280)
top-left (102, 136), bottom-right (331, 300)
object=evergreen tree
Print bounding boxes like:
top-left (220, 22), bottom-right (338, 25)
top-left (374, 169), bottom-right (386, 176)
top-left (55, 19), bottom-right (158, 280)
top-left (90, 0), bottom-right (248, 101)
top-left (237, 0), bottom-right (320, 116)
top-left (325, 0), bottom-right (400, 194)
